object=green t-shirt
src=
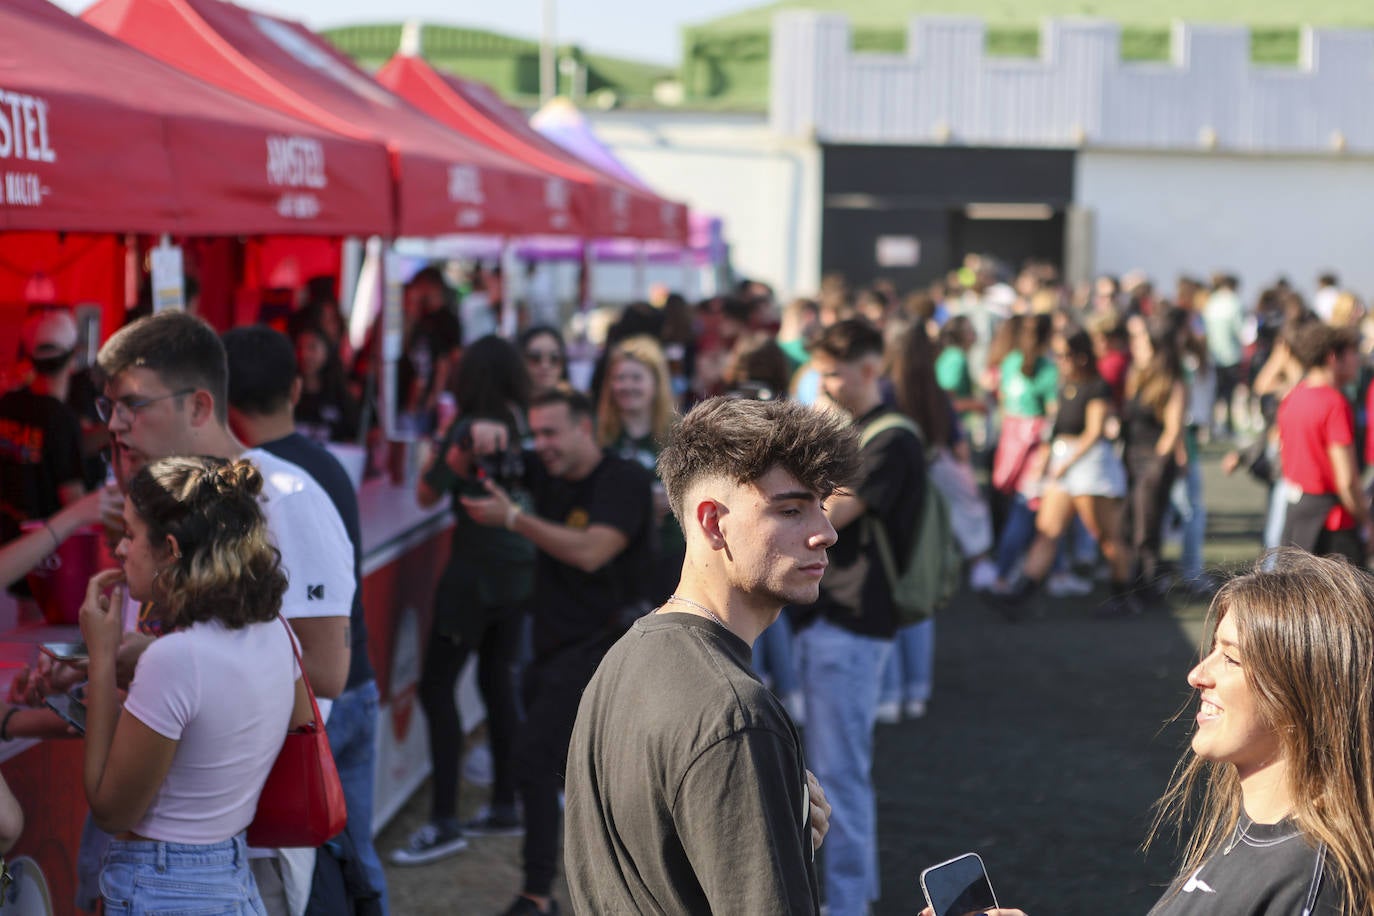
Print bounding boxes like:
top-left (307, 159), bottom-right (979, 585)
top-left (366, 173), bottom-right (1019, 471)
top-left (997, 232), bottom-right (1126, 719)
top-left (999, 351), bottom-right (1058, 417)
top-left (934, 347), bottom-right (973, 397)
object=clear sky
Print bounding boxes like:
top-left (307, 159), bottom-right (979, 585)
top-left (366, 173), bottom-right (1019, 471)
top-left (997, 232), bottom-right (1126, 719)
top-left (54, 0), bottom-right (757, 64)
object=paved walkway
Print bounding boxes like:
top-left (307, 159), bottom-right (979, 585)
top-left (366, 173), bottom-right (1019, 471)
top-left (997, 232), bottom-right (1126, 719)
top-left (379, 448), bottom-right (1271, 914)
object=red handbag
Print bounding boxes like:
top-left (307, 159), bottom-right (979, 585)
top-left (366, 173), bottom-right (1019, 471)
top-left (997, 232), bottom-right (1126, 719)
top-left (246, 617), bottom-right (347, 848)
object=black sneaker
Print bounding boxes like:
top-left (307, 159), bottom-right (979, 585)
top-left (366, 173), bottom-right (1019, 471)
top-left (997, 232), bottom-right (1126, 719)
top-left (500, 896), bottom-right (560, 916)
top-left (388, 821), bottom-right (467, 866)
top-left (461, 807), bottom-right (524, 838)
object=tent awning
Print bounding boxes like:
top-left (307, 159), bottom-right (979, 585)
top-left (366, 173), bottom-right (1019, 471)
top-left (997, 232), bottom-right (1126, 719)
top-left (0, 0), bottom-right (392, 236)
top-left (376, 55), bottom-right (688, 244)
top-left (83, 0), bottom-right (588, 238)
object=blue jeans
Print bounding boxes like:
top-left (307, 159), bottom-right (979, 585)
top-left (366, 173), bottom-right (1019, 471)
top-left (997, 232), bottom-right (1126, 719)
top-left (879, 618), bottom-right (934, 707)
top-left (995, 494), bottom-right (1037, 579)
top-left (100, 833), bottom-right (264, 915)
top-left (753, 609), bottom-right (800, 696)
top-left (1263, 482), bottom-right (1287, 551)
top-left (798, 618), bottom-right (892, 916)
top-left (327, 679), bottom-right (387, 914)
top-left (1170, 460), bottom-right (1207, 581)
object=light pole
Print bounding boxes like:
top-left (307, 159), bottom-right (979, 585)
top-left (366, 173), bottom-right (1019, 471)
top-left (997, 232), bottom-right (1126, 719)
top-left (540, 0), bottom-right (556, 103)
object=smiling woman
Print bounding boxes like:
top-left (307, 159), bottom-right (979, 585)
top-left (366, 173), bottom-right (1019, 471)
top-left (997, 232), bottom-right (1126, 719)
top-left (1145, 549), bottom-right (1374, 916)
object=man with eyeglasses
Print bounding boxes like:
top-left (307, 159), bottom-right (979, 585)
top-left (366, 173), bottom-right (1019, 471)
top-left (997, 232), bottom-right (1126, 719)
top-left (86, 310), bottom-right (356, 916)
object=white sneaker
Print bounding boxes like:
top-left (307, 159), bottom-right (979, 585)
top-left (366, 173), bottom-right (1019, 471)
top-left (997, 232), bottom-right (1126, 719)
top-left (875, 700), bottom-right (901, 725)
top-left (1046, 571), bottom-right (1094, 597)
top-left (968, 559), bottom-right (999, 592)
top-left (904, 699), bottom-right (927, 719)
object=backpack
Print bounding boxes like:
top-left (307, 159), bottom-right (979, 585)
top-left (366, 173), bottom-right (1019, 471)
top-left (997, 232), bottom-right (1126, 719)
top-left (859, 413), bottom-right (963, 625)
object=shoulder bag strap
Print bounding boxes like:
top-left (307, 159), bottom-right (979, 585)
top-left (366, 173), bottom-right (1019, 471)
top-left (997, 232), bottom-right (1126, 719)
top-left (278, 616), bottom-right (325, 728)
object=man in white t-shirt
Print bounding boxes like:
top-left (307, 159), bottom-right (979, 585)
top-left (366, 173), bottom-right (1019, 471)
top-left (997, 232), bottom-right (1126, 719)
top-left (93, 310), bottom-right (354, 916)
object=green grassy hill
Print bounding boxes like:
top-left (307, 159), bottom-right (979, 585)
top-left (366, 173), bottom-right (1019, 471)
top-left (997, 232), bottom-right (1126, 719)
top-left (322, 23), bottom-right (673, 106)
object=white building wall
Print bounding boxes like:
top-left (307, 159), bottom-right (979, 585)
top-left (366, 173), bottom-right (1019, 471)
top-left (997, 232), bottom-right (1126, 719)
top-left (587, 111), bottom-right (823, 300)
top-left (772, 13), bottom-right (1374, 155)
top-left (1077, 150), bottom-right (1374, 296)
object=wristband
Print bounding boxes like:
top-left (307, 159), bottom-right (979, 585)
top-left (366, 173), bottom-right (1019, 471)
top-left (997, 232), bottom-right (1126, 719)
top-left (1, 707), bottom-right (19, 742)
top-left (504, 504), bottom-right (521, 531)
top-left (41, 520), bottom-right (60, 552)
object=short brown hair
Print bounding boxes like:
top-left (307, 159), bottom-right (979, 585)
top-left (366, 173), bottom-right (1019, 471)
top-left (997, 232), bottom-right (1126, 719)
top-left (97, 311), bottom-right (229, 423)
top-left (806, 317), bottom-right (884, 362)
top-left (531, 385), bottom-right (594, 422)
top-left (1289, 322), bottom-right (1358, 371)
top-left (657, 397), bottom-right (860, 525)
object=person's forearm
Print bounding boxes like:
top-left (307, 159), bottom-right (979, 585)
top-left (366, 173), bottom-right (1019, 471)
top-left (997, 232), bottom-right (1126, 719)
top-left (510, 512), bottom-right (615, 573)
top-left (7, 707), bottom-right (81, 739)
top-left (0, 774), bottom-right (22, 854)
top-left (82, 655), bottom-right (120, 806)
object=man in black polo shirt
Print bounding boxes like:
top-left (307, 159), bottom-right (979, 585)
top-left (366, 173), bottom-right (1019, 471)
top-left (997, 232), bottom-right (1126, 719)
top-left (221, 326), bottom-right (386, 913)
top-left (460, 387), bottom-right (653, 916)
top-left (798, 318), bottom-right (925, 916)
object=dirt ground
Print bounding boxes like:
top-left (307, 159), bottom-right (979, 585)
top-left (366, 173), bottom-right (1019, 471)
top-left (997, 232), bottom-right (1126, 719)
top-left (379, 449), bottom-right (1268, 914)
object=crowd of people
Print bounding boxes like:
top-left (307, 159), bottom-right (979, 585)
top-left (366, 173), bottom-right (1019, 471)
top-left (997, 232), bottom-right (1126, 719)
top-left (0, 251), bottom-right (1372, 914)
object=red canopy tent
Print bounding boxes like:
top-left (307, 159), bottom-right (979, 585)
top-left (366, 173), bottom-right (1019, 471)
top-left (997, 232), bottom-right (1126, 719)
top-left (0, 0), bottom-right (392, 237)
top-left (84, 0), bottom-right (589, 239)
top-left (375, 53), bottom-right (688, 245)
top-left (0, 0), bottom-right (399, 339)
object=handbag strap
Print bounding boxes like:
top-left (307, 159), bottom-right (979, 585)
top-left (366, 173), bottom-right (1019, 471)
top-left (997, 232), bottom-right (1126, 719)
top-left (277, 616), bottom-right (325, 728)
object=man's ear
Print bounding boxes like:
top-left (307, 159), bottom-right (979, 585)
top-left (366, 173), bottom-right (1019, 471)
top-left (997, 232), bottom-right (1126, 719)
top-left (695, 498), bottom-right (728, 550)
top-left (188, 390), bottom-right (216, 428)
top-left (290, 376), bottom-right (303, 408)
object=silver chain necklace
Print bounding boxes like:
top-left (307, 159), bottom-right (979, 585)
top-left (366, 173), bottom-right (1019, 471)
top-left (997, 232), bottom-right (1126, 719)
top-left (666, 594), bottom-right (728, 629)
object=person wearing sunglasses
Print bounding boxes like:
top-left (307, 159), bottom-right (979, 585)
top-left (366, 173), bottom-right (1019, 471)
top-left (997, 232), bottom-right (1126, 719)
top-left (519, 326), bottom-right (568, 398)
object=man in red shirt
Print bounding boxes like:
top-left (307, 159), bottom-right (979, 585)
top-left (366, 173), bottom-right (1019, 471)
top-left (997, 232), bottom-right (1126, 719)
top-left (1277, 323), bottom-right (1369, 563)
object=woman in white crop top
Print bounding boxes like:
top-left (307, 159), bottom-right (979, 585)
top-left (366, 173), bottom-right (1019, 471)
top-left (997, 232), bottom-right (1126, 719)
top-left (79, 456), bottom-right (310, 914)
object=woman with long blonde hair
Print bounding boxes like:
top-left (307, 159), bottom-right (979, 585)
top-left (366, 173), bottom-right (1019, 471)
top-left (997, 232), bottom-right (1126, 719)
top-left (597, 336), bottom-right (680, 604)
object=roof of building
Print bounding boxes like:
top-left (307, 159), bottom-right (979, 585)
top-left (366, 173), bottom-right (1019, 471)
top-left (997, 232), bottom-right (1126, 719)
top-left (692, 0), bottom-right (1374, 33)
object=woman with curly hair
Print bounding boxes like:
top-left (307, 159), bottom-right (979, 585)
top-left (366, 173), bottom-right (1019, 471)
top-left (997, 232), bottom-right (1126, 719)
top-left (80, 456), bottom-right (310, 914)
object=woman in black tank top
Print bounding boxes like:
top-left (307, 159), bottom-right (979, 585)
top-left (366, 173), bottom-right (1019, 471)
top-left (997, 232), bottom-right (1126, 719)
top-left (1121, 316), bottom-right (1187, 599)
top-left (1002, 328), bottom-right (1134, 617)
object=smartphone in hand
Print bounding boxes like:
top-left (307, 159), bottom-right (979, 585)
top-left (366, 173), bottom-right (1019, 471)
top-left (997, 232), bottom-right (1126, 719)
top-left (920, 852), bottom-right (999, 916)
top-left (44, 693), bottom-right (87, 735)
top-left (39, 642), bottom-right (89, 663)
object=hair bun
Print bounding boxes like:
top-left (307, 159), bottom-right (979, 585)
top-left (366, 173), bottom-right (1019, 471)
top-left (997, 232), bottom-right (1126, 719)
top-left (215, 459), bottom-right (263, 498)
